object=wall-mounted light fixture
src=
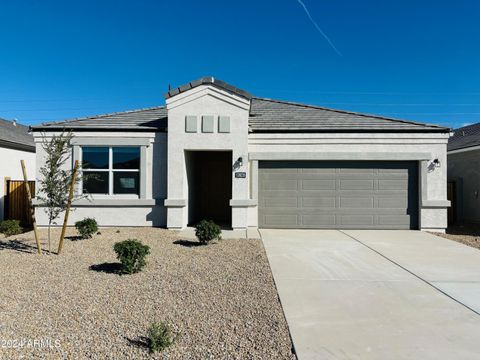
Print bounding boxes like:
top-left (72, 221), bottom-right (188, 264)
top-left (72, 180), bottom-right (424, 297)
top-left (233, 156), bottom-right (244, 171)
top-left (432, 158), bottom-right (441, 168)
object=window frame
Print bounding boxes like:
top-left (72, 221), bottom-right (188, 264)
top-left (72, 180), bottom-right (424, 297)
top-left (81, 146), bottom-right (141, 198)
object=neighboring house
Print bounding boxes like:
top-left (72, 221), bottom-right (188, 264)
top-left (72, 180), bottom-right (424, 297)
top-left (31, 77), bottom-right (451, 231)
top-left (0, 118), bottom-right (36, 221)
top-left (447, 123), bottom-right (480, 223)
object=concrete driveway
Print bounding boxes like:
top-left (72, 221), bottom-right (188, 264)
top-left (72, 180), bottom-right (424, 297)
top-left (261, 229), bottom-right (480, 360)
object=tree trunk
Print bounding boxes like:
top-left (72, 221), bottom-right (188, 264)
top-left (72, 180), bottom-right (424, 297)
top-left (48, 220), bottom-right (51, 253)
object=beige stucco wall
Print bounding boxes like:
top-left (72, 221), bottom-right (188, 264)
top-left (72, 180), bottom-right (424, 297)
top-left (0, 146), bottom-right (36, 220)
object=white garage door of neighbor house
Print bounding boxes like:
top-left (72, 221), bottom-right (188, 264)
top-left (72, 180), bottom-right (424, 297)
top-left (258, 161), bottom-right (419, 230)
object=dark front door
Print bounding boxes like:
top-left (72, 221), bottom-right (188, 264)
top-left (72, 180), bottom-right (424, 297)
top-left (188, 151), bottom-right (232, 226)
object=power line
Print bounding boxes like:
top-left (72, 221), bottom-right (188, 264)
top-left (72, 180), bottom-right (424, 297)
top-left (250, 89), bottom-right (480, 95)
top-left (0, 96), bottom-right (163, 103)
top-left (380, 112), bottom-right (480, 115)
top-left (3, 101), bottom-right (480, 106)
top-left (321, 103), bottom-right (480, 106)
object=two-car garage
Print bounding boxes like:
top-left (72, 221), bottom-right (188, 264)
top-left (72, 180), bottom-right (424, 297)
top-left (258, 161), bottom-right (419, 229)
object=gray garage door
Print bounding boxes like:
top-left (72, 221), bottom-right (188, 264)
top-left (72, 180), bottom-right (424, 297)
top-left (258, 161), bottom-right (418, 229)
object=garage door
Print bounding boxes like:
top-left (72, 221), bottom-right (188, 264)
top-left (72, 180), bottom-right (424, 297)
top-left (258, 161), bottom-right (418, 229)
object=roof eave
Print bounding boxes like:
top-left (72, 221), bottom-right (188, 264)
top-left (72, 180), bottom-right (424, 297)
top-left (0, 138), bottom-right (35, 152)
top-left (249, 128), bottom-right (450, 133)
top-left (448, 143), bottom-right (480, 152)
top-left (30, 126), bottom-right (167, 132)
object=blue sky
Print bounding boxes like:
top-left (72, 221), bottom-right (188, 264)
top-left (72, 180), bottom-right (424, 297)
top-left (0, 0), bottom-right (479, 128)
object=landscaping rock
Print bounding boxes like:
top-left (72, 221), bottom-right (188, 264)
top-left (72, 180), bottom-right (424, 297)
top-left (0, 227), bottom-right (295, 359)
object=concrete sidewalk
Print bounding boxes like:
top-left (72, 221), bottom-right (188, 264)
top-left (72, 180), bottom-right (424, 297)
top-left (261, 229), bottom-right (480, 360)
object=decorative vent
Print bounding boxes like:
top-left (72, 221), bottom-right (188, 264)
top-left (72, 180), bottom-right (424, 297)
top-left (202, 116), bottom-right (214, 133)
top-left (185, 116), bottom-right (197, 133)
top-left (218, 116), bottom-right (230, 133)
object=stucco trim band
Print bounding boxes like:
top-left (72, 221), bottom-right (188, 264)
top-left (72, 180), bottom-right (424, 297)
top-left (164, 199), bottom-right (187, 207)
top-left (249, 152), bottom-right (432, 161)
top-left (33, 199), bottom-right (157, 207)
top-left (421, 200), bottom-right (451, 208)
top-left (71, 138), bottom-right (151, 146)
top-left (229, 199), bottom-right (257, 207)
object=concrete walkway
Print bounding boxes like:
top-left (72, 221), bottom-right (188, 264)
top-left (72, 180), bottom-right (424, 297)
top-left (261, 229), bottom-right (480, 360)
top-left (177, 227), bottom-right (261, 240)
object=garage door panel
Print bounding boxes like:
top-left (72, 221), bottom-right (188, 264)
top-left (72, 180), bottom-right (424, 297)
top-left (340, 197), bottom-right (374, 209)
top-left (378, 167), bottom-right (409, 174)
top-left (260, 208), bottom-right (408, 215)
top-left (301, 197), bottom-right (336, 208)
top-left (301, 179), bottom-right (336, 190)
top-left (378, 179), bottom-right (408, 190)
top-left (261, 179), bottom-right (298, 190)
top-left (340, 215), bottom-right (375, 226)
top-left (259, 161), bottom-right (418, 230)
top-left (339, 179), bottom-right (375, 190)
top-left (301, 168), bottom-right (336, 174)
top-left (302, 215), bottom-right (336, 226)
top-left (378, 215), bottom-right (411, 225)
top-left (378, 197), bottom-right (408, 209)
top-left (339, 168), bottom-right (375, 174)
top-left (260, 167), bottom-right (299, 174)
top-left (262, 214), bottom-right (299, 227)
top-left (263, 197), bottom-right (298, 208)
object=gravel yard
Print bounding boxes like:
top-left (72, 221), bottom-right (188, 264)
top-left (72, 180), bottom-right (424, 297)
top-left (0, 227), bottom-right (295, 359)
top-left (432, 223), bottom-right (480, 250)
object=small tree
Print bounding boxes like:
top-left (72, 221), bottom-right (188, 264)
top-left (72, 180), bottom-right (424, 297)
top-left (37, 131), bottom-right (84, 252)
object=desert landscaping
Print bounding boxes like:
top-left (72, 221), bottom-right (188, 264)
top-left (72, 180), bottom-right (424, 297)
top-left (0, 227), bottom-right (295, 359)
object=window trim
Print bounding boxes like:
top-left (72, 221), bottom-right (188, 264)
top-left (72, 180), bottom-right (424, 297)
top-left (81, 146), bottom-right (141, 197)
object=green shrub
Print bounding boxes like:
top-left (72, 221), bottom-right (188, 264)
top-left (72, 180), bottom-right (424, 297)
top-left (195, 220), bottom-right (221, 245)
top-left (75, 218), bottom-right (98, 239)
top-left (113, 239), bottom-right (150, 274)
top-left (147, 322), bottom-right (175, 353)
top-left (0, 220), bottom-right (22, 237)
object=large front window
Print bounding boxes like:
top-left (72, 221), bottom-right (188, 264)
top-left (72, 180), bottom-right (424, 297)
top-left (82, 147), bottom-right (140, 195)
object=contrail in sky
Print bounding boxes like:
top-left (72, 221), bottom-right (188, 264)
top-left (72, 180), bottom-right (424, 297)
top-left (295, 0), bottom-right (342, 56)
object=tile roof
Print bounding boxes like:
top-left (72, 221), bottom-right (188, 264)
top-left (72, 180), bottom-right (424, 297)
top-left (448, 123), bottom-right (480, 151)
top-left (165, 76), bottom-right (252, 100)
top-left (32, 106), bottom-right (167, 131)
top-left (249, 98), bottom-right (449, 132)
top-left (0, 117), bottom-right (35, 151)
top-left (31, 78), bottom-right (450, 133)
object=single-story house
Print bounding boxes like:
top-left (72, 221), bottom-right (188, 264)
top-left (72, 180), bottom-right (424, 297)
top-left (447, 123), bottom-right (480, 223)
top-left (31, 77), bottom-right (451, 231)
top-left (0, 118), bottom-right (36, 221)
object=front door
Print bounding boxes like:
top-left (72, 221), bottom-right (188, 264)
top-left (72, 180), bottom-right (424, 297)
top-left (187, 151), bottom-right (232, 226)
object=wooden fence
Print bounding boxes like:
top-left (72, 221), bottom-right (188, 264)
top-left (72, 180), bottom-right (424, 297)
top-left (5, 180), bottom-right (35, 226)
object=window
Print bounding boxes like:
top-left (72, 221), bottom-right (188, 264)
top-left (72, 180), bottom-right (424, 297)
top-left (82, 147), bottom-right (140, 195)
